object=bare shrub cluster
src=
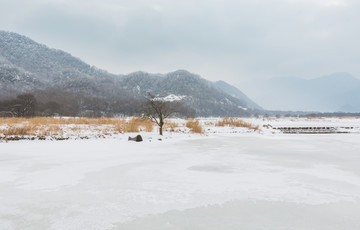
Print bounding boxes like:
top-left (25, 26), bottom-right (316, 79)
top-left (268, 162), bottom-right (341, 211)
top-left (216, 117), bottom-right (259, 130)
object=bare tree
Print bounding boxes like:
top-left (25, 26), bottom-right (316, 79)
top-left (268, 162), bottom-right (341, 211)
top-left (142, 93), bottom-right (179, 135)
top-left (11, 94), bottom-right (38, 117)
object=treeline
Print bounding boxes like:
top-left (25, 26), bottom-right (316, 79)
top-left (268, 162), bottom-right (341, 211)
top-left (0, 93), bottom-right (144, 117)
top-left (300, 112), bottom-right (360, 117)
top-left (0, 92), bottom-right (196, 118)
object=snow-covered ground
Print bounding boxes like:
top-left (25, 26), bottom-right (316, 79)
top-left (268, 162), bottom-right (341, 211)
top-left (1, 117), bottom-right (360, 229)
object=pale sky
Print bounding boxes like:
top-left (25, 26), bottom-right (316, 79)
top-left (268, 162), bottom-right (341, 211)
top-left (1, 0), bottom-right (359, 84)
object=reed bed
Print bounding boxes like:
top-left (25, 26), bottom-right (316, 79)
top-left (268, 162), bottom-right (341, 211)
top-left (186, 119), bottom-right (203, 134)
top-left (0, 117), bottom-right (154, 137)
top-left (164, 120), bottom-right (180, 132)
top-left (216, 117), bottom-right (259, 130)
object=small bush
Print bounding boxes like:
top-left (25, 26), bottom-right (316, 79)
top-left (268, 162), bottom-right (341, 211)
top-left (164, 121), bottom-right (179, 132)
top-left (122, 118), bottom-right (153, 133)
top-left (186, 119), bottom-right (203, 133)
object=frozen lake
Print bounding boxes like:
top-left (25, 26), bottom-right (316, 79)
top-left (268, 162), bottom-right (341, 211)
top-left (1, 133), bottom-right (360, 229)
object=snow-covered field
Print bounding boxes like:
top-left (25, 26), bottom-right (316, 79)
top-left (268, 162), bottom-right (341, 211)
top-left (1, 117), bottom-right (360, 230)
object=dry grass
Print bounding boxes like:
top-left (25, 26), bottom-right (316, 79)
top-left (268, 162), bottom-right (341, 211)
top-left (204, 121), bottom-right (215, 126)
top-left (0, 117), bottom-right (154, 137)
top-left (41, 125), bottom-right (64, 136)
top-left (306, 117), bottom-right (324, 120)
top-left (0, 117), bottom-right (129, 126)
top-left (122, 118), bottom-right (154, 133)
top-left (0, 124), bottom-right (66, 136)
top-left (216, 117), bottom-right (259, 130)
top-left (338, 116), bottom-right (360, 119)
top-left (1, 125), bottom-right (34, 136)
top-left (186, 119), bottom-right (203, 133)
top-left (164, 120), bottom-right (179, 132)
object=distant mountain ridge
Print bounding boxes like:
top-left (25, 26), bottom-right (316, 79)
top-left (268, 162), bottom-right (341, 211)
top-left (120, 70), bottom-right (262, 116)
top-left (213, 80), bottom-right (262, 110)
top-left (0, 31), bottom-right (120, 98)
top-left (0, 30), bottom-right (262, 116)
top-left (242, 72), bottom-right (360, 112)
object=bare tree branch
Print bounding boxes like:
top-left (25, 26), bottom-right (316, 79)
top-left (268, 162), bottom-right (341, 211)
top-left (142, 93), bottom-right (180, 135)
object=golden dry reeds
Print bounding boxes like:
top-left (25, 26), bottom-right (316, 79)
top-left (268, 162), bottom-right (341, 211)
top-left (0, 117), bottom-right (132, 126)
top-left (0, 117), bottom-right (154, 137)
top-left (216, 117), bottom-right (259, 130)
top-left (38, 125), bottom-right (64, 136)
top-left (123, 118), bottom-right (154, 133)
top-left (186, 119), bottom-right (203, 133)
top-left (0, 125), bottom-right (34, 136)
top-left (164, 120), bottom-right (179, 132)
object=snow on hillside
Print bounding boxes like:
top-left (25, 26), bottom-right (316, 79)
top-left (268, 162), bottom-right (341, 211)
top-left (1, 30), bottom-right (260, 117)
top-left (161, 94), bottom-right (186, 101)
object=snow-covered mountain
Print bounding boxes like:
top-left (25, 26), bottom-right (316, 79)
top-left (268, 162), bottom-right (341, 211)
top-left (0, 31), bottom-right (123, 98)
top-left (0, 30), bottom-right (262, 116)
top-left (213, 80), bottom-right (262, 110)
top-left (119, 70), bottom-right (263, 116)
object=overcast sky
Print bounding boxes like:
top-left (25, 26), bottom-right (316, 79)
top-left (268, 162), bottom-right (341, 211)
top-left (1, 0), bottom-right (359, 84)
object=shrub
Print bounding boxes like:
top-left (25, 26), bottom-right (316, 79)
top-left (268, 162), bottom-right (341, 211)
top-left (186, 119), bottom-right (203, 133)
top-left (123, 118), bottom-right (154, 133)
top-left (164, 121), bottom-right (179, 132)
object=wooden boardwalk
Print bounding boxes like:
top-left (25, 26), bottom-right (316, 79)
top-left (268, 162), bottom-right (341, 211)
top-left (273, 126), bottom-right (354, 134)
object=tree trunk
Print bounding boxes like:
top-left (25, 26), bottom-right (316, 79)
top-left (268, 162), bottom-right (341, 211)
top-left (159, 118), bottom-right (164, 135)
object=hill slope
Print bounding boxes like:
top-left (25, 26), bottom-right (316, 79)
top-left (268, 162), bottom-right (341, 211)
top-left (120, 70), bottom-right (262, 116)
top-left (0, 30), bottom-right (262, 116)
top-left (213, 81), bottom-right (262, 110)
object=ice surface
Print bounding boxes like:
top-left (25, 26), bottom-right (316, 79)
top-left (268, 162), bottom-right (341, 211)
top-left (0, 133), bottom-right (360, 230)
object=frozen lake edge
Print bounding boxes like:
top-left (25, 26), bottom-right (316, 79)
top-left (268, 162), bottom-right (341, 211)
top-left (1, 132), bottom-right (360, 230)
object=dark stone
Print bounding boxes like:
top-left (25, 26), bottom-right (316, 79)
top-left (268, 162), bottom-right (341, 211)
top-left (128, 135), bottom-right (143, 142)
